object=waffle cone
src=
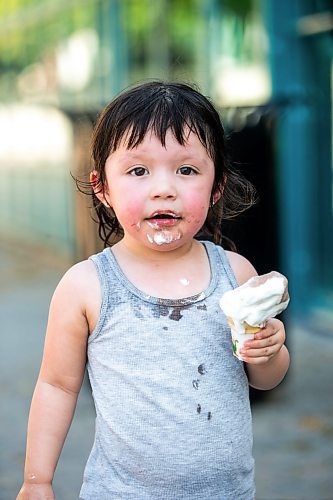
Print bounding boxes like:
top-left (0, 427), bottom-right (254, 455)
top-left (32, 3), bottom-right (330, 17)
top-left (227, 317), bottom-right (261, 334)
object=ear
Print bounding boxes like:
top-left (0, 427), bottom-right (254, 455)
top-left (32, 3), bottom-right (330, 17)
top-left (90, 171), bottom-right (111, 207)
top-left (212, 176), bottom-right (227, 205)
top-left (211, 187), bottom-right (222, 206)
top-left (212, 190), bottom-right (222, 205)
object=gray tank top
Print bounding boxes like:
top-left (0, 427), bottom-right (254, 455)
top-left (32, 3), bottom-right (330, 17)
top-left (80, 241), bottom-right (255, 499)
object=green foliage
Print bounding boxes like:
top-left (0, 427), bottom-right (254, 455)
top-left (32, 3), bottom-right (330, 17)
top-left (222, 0), bottom-right (254, 20)
top-left (0, 0), bottom-right (211, 71)
top-left (0, 0), bottom-right (259, 101)
top-left (0, 0), bottom-right (96, 70)
top-left (125, 0), bottom-right (198, 66)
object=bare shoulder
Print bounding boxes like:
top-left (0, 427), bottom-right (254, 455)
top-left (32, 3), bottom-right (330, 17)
top-left (52, 259), bottom-right (101, 332)
top-left (62, 259), bottom-right (98, 284)
top-left (225, 250), bottom-right (257, 285)
top-left (55, 259), bottom-right (99, 300)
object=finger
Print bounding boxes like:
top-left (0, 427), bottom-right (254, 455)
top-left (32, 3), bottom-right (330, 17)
top-left (241, 354), bottom-right (272, 365)
top-left (263, 318), bottom-right (284, 335)
top-left (244, 335), bottom-right (277, 349)
top-left (241, 343), bottom-right (280, 359)
top-left (240, 348), bottom-right (278, 365)
top-left (253, 323), bottom-right (276, 340)
top-left (253, 323), bottom-right (285, 344)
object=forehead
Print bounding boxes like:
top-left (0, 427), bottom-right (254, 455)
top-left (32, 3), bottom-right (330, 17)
top-left (117, 127), bottom-right (208, 154)
top-left (107, 129), bottom-right (214, 168)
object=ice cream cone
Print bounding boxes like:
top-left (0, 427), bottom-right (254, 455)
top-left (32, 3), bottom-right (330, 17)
top-left (227, 317), bottom-right (261, 335)
top-left (220, 271), bottom-right (290, 361)
top-left (227, 317), bottom-right (261, 360)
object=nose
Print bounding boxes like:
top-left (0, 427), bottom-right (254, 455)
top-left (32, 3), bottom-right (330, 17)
top-left (150, 171), bottom-right (177, 200)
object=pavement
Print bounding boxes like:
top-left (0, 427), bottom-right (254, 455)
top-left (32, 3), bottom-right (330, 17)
top-left (0, 238), bottom-right (332, 500)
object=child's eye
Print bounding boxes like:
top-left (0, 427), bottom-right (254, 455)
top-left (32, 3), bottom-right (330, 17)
top-left (129, 166), bottom-right (148, 176)
top-left (177, 165), bottom-right (198, 176)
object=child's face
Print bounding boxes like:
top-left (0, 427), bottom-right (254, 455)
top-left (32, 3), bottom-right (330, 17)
top-left (95, 129), bottom-right (220, 254)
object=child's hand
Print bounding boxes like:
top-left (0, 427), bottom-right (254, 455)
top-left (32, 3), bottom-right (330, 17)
top-left (239, 318), bottom-right (286, 365)
top-left (17, 483), bottom-right (54, 500)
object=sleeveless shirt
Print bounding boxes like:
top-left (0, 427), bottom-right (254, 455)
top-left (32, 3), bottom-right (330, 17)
top-left (79, 241), bottom-right (255, 499)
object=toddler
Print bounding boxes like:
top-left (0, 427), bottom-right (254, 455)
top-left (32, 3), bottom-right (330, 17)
top-left (17, 81), bottom-right (289, 499)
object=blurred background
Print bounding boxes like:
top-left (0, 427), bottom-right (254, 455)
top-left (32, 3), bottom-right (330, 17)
top-left (0, 0), bottom-right (332, 498)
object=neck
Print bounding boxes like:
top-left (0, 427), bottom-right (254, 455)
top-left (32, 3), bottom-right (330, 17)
top-left (110, 237), bottom-right (209, 300)
top-left (113, 236), bottom-right (197, 264)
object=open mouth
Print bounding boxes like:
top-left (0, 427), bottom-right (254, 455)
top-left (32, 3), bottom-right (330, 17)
top-left (149, 213), bottom-right (180, 220)
top-left (146, 212), bottom-right (181, 227)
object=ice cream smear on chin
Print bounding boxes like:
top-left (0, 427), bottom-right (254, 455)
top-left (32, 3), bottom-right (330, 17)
top-left (146, 216), bottom-right (182, 245)
top-left (219, 271), bottom-right (290, 359)
top-left (146, 231), bottom-right (181, 245)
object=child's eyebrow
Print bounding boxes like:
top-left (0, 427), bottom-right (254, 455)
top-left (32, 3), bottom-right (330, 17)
top-left (111, 150), bottom-right (144, 161)
top-left (120, 152), bottom-right (209, 165)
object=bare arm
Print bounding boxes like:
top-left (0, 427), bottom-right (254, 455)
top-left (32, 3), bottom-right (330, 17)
top-left (17, 261), bottom-right (98, 498)
top-left (226, 251), bottom-right (290, 391)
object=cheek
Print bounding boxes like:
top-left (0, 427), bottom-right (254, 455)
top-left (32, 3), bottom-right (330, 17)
top-left (113, 192), bottom-right (144, 229)
top-left (184, 191), bottom-right (210, 228)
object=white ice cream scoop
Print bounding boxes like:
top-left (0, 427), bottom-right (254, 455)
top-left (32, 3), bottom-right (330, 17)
top-left (220, 271), bottom-right (290, 359)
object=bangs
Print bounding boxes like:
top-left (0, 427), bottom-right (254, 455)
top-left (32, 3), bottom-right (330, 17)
top-left (100, 82), bottom-right (223, 161)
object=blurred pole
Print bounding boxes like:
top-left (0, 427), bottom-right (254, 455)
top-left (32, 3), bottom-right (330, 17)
top-left (196, 0), bottom-right (221, 95)
top-left (96, 0), bottom-right (129, 103)
top-left (263, 0), bottom-right (332, 313)
top-left (302, 9), bottom-right (333, 292)
top-left (147, 0), bottom-right (169, 79)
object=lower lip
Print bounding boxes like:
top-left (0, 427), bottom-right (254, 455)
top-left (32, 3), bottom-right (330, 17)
top-left (146, 218), bottom-right (180, 228)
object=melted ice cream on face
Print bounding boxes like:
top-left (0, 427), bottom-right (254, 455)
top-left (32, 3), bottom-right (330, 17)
top-left (147, 231), bottom-right (181, 246)
top-left (219, 271), bottom-right (290, 333)
top-left (146, 218), bottom-right (182, 246)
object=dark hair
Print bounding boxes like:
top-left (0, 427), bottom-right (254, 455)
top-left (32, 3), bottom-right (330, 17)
top-left (77, 81), bottom-right (256, 248)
